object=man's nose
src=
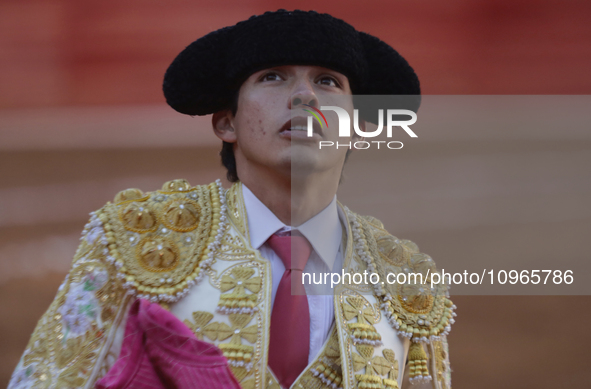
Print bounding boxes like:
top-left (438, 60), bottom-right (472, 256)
top-left (289, 81), bottom-right (318, 109)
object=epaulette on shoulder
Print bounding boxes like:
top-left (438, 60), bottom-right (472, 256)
top-left (348, 211), bottom-right (456, 346)
top-left (94, 179), bottom-right (228, 303)
top-left (359, 214), bottom-right (424, 271)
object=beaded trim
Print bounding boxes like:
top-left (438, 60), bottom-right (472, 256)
top-left (216, 306), bottom-right (260, 315)
top-left (310, 367), bottom-right (344, 389)
top-left (347, 207), bottom-right (386, 297)
top-left (409, 376), bottom-right (432, 384)
top-left (349, 334), bottom-right (383, 347)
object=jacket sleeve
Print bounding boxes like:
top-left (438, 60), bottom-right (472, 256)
top-left (8, 210), bottom-right (132, 389)
top-left (401, 335), bottom-right (452, 389)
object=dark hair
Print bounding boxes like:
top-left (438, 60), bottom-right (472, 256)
top-left (218, 89), bottom-right (354, 183)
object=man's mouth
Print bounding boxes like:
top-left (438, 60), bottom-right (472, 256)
top-left (279, 116), bottom-right (323, 139)
top-left (289, 125), bottom-right (309, 132)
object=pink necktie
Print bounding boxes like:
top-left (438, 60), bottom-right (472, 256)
top-left (267, 232), bottom-right (312, 388)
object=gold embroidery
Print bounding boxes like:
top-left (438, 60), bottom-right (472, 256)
top-left (11, 212), bottom-right (128, 388)
top-left (343, 297), bottom-right (375, 325)
top-left (218, 266), bottom-right (262, 315)
top-left (381, 349), bottom-right (399, 389)
top-left (218, 293), bottom-right (258, 314)
top-left (226, 182), bottom-right (248, 238)
top-left (102, 180), bottom-right (227, 302)
top-left (199, 191), bottom-right (269, 388)
top-left (296, 327), bottom-right (343, 389)
top-left (183, 311), bottom-right (219, 341)
top-left (217, 234), bottom-right (258, 262)
top-left (350, 346), bottom-right (400, 389)
top-left (335, 210), bottom-right (456, 388)
top-left (161, 178), bottom-right (192, 192)
top-left (118, 201), bottom-right (158, 233)
top-left (262, 370), bottom-right (281, 389)
top-left (12, 181), bottom-right (276, 388)
top-left (14, 180), bottom-right (454, 389)
top-left (216, 314), bottom-right (258, 344)
top-left (219, 342), bottom-right (255, 370)
top-left (221, 267), bottom-right (262, 294)
top-left (324, 330), bottom-right (342, 360)
top-left (342, 296), bottom-right (383, 346)
top-left (352, 345), bottom-right (390, 375)
top-left (397, 286), bottom-right (434, 315)
top-left (136, 237), bottom-right (179, 272)
top-left (375, 236), bottom-right (413, 267)
top-left (212, 265), bottom-right (261, 316)
top-left (353, 212), bottom-right (456, 344)
top-left (311, 361), bottom-right (342, 388)
top-left (161, 198), bottom-right (201, 232)
top-left (433, 340), bottom-right (450, 389)
top-left (354, 373), bottom-right (382, 389)
top-left (407, 342), bottom-right (432, 384)
top-left (230, 366), bottom-right (256, 388)
top-left (231, 365), bottom-right (268, 389)
top-left (215, 314), bottom-right (257, 370)
top-left (360, 215), bottom-right (384, 230)
top-left (114, 188), bottom-right (145, 203)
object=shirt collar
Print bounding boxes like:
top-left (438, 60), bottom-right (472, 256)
top-left (242, 184), bottom-right (342, 270)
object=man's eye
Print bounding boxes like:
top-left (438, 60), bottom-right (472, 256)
top-left (317, 76), bottom-right (339, 87)
top-left (261, 72), bottom-right (282, 82)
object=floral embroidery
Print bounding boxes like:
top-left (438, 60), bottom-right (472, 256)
top-left (382, 349), bottom-right (399, 389)
top-left (183, 311), bottom-right (219, 341)
top-left (218, 266), bottom-right (261, 314)
top-left (220, 267), bottom-right (262, 294)
top-left (343, 297), bottom-right (375, 324)
top-left (216, 314), bottom-right (257, 370)
top-left (216, 313), bottom-right (258, 344)
top-left (342, 296), bottom-right (382, 346)
top-left (59, 270), bottom-right (108, 336)
top-left (8, 211), bottom-right (127, 389)
top-left (352, 345), bottom-right (390, 376)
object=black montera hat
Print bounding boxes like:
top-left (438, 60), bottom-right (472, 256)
top-left (163, 9), bottom-right (421, 121)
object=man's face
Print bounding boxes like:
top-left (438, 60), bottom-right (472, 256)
top-left (216, 65), bottom-right (356, 179)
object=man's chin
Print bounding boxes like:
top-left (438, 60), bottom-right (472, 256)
top-left (289, 156), bottom-right (330, 179)
top-left (289, 145), bottom-right (319, 163)
top-left (272, 145), bottom-right (341, 179)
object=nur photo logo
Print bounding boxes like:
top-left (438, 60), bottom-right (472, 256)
top-left (299, 103), bottom-right (419, 150)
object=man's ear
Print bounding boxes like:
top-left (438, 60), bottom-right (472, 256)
top-left (212, 110), bottom-right (237, 143)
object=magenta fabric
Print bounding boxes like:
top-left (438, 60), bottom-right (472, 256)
top-left (95, 299), bottom-right (241, 389)
top-left (266, 233), bottom-right (312, 389)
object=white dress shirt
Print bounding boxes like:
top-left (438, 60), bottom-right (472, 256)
top-left (242, 185), bottom-right (343, 364)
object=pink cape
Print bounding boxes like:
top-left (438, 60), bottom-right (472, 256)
top-left (95, 299), bottom-right (241, 389)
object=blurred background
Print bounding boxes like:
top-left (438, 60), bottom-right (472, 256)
top-left (1, 0), bottom-right (590, 387)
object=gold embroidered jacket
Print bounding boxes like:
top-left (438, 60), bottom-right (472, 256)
top-left (9, 179), bottom-right (455, 389)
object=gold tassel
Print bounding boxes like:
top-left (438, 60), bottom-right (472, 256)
top-left (355, 374), bottom-right (384, 389)
top-left (407, 343), bottom-right (432, 384)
